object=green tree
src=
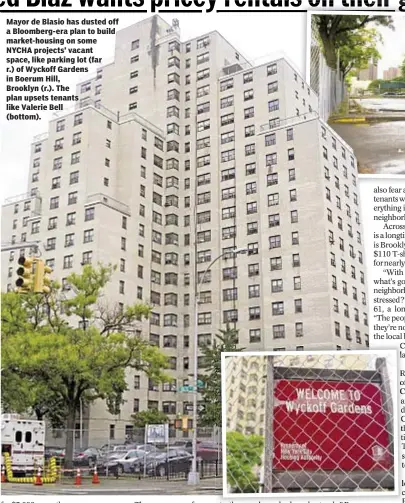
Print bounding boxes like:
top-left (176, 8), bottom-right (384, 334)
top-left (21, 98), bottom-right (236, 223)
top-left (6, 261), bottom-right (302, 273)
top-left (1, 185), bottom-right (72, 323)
top-left (198, 325), bottom-right (243, 427)
top-left (338, 27), bottom-right (382, 77)
top-left (132, 410), bottom-right (169, 428)
top-left (226, 431), bottom-right (264, 493)
top-left (1, 264), bottom-right (169, 469)
top-left (401, 56), bottom-right (405, 80)
top-left (313, 15), bottom-right (394, 70)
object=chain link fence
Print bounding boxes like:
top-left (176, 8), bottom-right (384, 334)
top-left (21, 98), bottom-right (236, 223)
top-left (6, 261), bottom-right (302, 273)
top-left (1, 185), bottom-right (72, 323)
top-left (224, 352), bottom-right (396, 494)
top-left (310, 16), bottom-right (346, 122)
top-left (44, 424), bottom-right (222, 481)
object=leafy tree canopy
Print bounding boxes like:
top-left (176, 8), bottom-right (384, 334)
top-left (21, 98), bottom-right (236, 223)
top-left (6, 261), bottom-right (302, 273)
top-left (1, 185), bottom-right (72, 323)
top-left (313, 15), bottom-right (394, 71)
top-left (198, 325), bottom-right (243, 427)
top-left (132, 409), bottom-right (169, 428)
top-left (226, 431), bottom-right (264, 493)
top-left (1, 264), bottom-right (169, 468)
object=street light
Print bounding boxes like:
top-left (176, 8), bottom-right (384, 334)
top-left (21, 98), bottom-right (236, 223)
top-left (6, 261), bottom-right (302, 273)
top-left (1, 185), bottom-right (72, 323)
top-left (187, 246), bottom-right (248, 485)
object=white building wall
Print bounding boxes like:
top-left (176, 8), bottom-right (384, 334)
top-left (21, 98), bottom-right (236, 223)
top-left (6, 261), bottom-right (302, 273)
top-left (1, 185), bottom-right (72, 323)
top-left (1, 15), bottom-right (369, 446)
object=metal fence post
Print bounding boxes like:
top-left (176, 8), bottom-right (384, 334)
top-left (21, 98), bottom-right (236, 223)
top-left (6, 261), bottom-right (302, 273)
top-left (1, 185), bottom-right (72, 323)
top-left (376, 358), bottom-right (395, 458)
top-left (263, 355), bottom-right (274, 493)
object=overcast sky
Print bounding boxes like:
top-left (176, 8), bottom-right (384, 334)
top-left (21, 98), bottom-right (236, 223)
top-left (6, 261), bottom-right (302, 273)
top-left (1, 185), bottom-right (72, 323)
top-left (376, 16), bottom-right (405, 77)
top-left (1, 12), bottom-right (404, 204)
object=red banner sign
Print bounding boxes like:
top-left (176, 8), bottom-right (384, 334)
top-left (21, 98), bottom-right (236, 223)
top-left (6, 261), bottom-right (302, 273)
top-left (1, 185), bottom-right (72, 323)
top-left (273, 380), bottom-right (392, 471)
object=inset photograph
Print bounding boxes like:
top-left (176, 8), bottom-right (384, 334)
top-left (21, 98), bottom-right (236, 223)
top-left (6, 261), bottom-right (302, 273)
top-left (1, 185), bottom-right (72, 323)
top-left (223, 351), bottom-right (397, 496)
top-left (308, 13), bottom-right (405, 174)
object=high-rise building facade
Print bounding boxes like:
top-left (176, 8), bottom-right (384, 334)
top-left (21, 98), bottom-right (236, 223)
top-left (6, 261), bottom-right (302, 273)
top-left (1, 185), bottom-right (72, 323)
top-left (225, 355), bottom-right (267, 436)
top-left (383, 67), bottom-right (400, 80)
top-left (357, 59), bottom-right (378, 81)
top-left (1, 16), bottom-right (369, 445)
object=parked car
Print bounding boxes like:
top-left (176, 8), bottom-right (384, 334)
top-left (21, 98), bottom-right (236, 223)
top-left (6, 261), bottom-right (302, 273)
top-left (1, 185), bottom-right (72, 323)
top-left (146, 449), bottom-right (192, 477)
top-left (197, 441), bottom-right (221, 461)
top-left (73, 447), bottom-right (100, 467)
top-left (45, 446), bottom-right (65, 461)
top-left (103, 450), bottom-right (152, 475)
top-left (170, 440), bottom-right (193, 453)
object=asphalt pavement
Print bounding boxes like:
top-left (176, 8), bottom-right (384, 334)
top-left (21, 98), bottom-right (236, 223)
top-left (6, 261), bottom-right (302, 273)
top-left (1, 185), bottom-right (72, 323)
top-left (1, 477), bottom-right (222, 496)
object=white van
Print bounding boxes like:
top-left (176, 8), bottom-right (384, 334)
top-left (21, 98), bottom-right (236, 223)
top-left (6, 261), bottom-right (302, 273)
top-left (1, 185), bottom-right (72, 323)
top-left (1, 414), bottom-right (45, 474)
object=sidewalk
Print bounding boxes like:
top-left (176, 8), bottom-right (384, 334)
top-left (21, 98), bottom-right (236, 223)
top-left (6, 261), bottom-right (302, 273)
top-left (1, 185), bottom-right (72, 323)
top-left (1, 477), bottom-right (222, 495)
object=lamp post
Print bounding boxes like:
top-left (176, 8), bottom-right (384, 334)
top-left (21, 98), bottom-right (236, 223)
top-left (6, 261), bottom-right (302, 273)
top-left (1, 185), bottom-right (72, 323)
top-left (187, 246), bottom-right (248, 485)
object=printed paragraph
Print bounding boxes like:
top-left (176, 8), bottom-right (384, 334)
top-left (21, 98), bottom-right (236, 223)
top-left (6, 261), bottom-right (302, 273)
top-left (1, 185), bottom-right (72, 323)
top-left (373, 185), bottom-right (405, 341)
top-left (4, 17), bottom-right (118, 120)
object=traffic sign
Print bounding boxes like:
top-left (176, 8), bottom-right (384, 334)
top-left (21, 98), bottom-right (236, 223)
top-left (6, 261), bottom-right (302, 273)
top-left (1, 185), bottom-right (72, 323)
top-left (179, 385), bottom-right (195, 392)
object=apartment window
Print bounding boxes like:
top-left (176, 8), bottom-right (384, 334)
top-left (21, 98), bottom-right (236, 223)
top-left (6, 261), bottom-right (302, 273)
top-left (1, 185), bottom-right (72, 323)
top-left (223, 266), bottom-right (237, 280)
top-left (245, 125), bottom-right (255, 137)
top-left (222, 187), bottom-right (235, 200)
top-left (168, 56), bottom-right (180, 68)
top-left (246, 182), bottom-right (257, 195)
top-left (48, 217), bottom-right (57, 230)
top-left (53, 157), bottom-right (62, 170)
top-left (222, 226), bottom-right (236, 240)
top-left (244, 107), bottom-right (254, 119)
top-left (296, 322), bottom-right (303, 337)
top-left (247, 243), bottom-right (258, 255)
top-left (244, 89), bottom-right (254, 101)
top-left (247, 307), bottom-right (259, 320)
top-left (267, 63), bottom-right (277, 75)
top-left (266, 152), bottom-right (277, 166)
top-left (268, 193), bottom-right (279, 206)
top-left (221, 113), bottom-right (234, 126)
top-left (83, 229), bottom-right (94, 243)
top-left (264, 133), bottom-right (276, 147)
top-left (269, 235), bottom-right (281, 249)
top-left (291, 210), bottom-right (298, 223)
top-left (197, 84), bottom-right (210, 97)
top-left (197, 36), bottom-right (210, 49)
top-left (245, 144), bottom-right (255, 156)
top-left (197, 173), bottom-right (211, 186)
top-left (246, 162), bottom-right (256, 175)
top-left (223, 288), bottom-right (238, 302)
top-left (197, 68), bottom-right (210, 80)
top-left (273, 324), bottom-right (285, 339)
top-left (243, 71), bottom-right (253, 83)
top-left (247, 222), bottom-right (258, 235)
top-left (290, 189), bottom-right (297, 202)
top-left (85, 207), bottom-right (95, 221)
top-left (197, 101), bottom-right (210, 114)
top-left (49, 196), bottom-right (59, 210)
top-left (198, 312), bottom-right (212, 325)
top-left (220, 95), bottom-right (234, 109)
top-left (267, 173), bottom-right (278, 186)
top-left (221, 131), bottom-right (235, 145)
top-left (269, 214), bottom-right (280, 227)
top-left (221, 167), bottom-right (235, 181)
top-left (197, 230), bottom-right (211, 243)
top-left (224, 310), bottom-right (238, 323)
top-left (197, 119), bottom-right (210, 132)
top-left (288, 148), bottom-right (295, 161)
top-left (249, 285), bottom-right (260, 298)
top-left (272, 301), bottom-right (284, 315)
top-left (220, 78), bottom-right (233, 91)
top-left (294, 276), bottom-right (301, 290)
top-left (82, 251), bottom-right (92, 265)
top-left (63, 255), bottom-right (73, 269)
top-left (268, 99), bottom-right (279, 112)
top-left (64, 233), bottom-right (74, 248)
top-left (247, 202), bottom-right (257, 214)
top-left (51, 176), bottom-right (60, 189)
top-left (70, 151), bottom-right (80, 165)
top-left (69, 171), bottom-right (79, 185)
